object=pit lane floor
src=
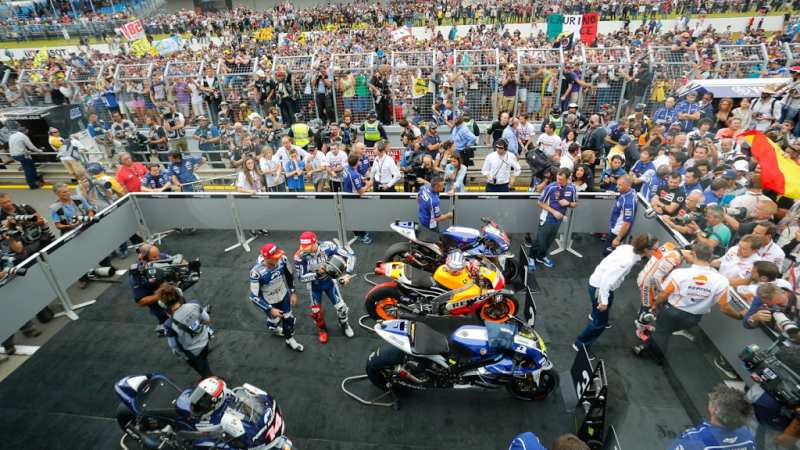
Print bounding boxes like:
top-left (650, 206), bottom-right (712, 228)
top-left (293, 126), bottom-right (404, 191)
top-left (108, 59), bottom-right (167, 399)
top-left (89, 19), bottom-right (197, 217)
top-left (0, 230), bottom-right (711, 449)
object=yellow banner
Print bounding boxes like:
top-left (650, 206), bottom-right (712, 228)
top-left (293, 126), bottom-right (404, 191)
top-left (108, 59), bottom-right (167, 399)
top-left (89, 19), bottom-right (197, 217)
top-left (130, 38), bottom-right (155, 58)
top-left (32, 48), bottom-right (48, 68)
top-left (254, 27), bottom-right (273, 41)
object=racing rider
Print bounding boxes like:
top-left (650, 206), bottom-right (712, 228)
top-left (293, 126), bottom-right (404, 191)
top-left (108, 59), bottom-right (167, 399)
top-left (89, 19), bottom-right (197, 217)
top-left (249, 243), bottom-right (304, 352)
top-left (294, 231), bottom-right (355, 343)
top-left (634, 240), bottom-right (688, 341)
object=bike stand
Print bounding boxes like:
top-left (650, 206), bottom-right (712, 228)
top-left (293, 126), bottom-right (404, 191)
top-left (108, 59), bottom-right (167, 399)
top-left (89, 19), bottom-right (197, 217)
top-left (358, 314), bottom-right (377, 333)
top-left (341, 375), bottom-right (400, 410)
top-left (362, 273), bottom-right (382, 287)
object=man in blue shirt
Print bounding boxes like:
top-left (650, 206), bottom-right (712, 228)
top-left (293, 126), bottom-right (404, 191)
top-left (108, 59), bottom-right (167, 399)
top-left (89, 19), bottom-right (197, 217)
top-left (49, 183), bottom-right (93, 236)
top-left (167, 150), bottom-right (206, 192)
top-left (630, 149), bottom-right (655, 191)
top-left (653, 97), bottom-right (679, 126)
top-left (418, 177), bottom-right (452, 231)
top-left (192, 116), bottom-right (223, 168)
top-left (501, 118), bottom-right (520, 155)
top-left (675, 91), bottom-right (701, 132)
top-left (606, 175), bottom-right (636, 255)
top-left (530, 167), bottom-right (577, 269)
top-left (343, 153), bottom-right (373, 244)
top-left (450, 116), bottom-right (477, 157)
top-left (668, 384), bottom-right (755, 450)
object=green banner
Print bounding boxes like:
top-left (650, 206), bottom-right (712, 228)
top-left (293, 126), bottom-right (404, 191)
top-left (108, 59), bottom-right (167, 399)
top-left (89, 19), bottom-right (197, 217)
top-left (546, 14), bottom-right (564, 41)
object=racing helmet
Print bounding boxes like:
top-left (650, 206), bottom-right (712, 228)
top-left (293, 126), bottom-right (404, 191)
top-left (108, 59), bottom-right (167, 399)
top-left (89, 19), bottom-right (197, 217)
top-left (550, 105), bottom-right (562, 116)
top-left (189, 377), bottom-right (227, 416)
top-left (445, 250), bottom-right (466, 273)
top-left (324, 254), bottom-right (348, 278)
top-left (298, 231), bottom-right (317, 252)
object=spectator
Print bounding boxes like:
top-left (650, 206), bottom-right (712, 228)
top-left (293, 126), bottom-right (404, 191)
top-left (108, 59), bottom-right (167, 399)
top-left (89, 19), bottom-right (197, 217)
top-left (371, 142), bottom-right (401, 193)
top-left (667, 384), bottom-right (755, 450)
top-left (600, 155), bottom-right (626, 192)
top-left (236, 155), bottom-right (264, 194)
top-left (750, 85), bottom-right (781, 131)
top-left (675, 91), bottom-right (701, 132)
top-left (283, 147), bottom-right (306, 192)
top-left (8, 124), bottom-right (42, 189)
top-left (650, 171), bottom-right (686, 217)
top-left (167, 150), bottom-right (206, 192)
top-left (481, 138), bottom-right (521, 192)
top-left (712, 234), bottom-right (765, 287)
top-left (530, 167), bottom-right (577, 269)
top-left (115, 152), bottom-right (147, 193)
top-left (537, 122), bottom-right (562, 161)
top-left (141, 163), bottom-right (172, 193)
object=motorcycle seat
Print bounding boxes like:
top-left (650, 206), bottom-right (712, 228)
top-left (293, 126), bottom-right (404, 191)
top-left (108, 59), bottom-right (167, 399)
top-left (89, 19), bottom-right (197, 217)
top-left (405, 266), bottom-right (435, 289)
top-left (137, 379), bottom-right (183, 420)
top-left (416, 226), bottom-right (440, 244)
top-left (411, 322), bottom-right (450, 355)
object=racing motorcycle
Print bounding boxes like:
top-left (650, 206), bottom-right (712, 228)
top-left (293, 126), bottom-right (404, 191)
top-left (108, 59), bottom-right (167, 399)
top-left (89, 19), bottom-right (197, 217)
top-left (366, 319), bottom-right (558, 400)
top-left (384, 217), bottom-right (519, 281)
top-left (114, 374), bottom-right (293, 450)
top-left (364, 259), bottom-right (518, 322)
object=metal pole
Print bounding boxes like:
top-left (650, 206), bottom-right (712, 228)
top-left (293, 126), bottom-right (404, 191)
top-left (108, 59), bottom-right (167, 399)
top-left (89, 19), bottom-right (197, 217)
top-left (49, 0), bottom-right (58, 17)
top-left (109, 0), bottom-right (116, 14)
top-left (37, 253), bottom-right (80, 321)
top-left (129, 194), bottom-right (152, 240)
top-left (88, 0), bottom-right (96, 14)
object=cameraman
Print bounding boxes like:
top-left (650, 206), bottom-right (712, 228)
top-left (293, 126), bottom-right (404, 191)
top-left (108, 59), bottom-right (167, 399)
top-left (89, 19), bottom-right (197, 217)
top-left (743, 283), bottom-right (799, 343)
top-left (161, 284), bottom-right (213, 378)
top-left (0, 192), bottom-right (54, 253)
top-left (749, 345), bottom-right (800, 448)
top-left (48, 183), bottom-right (94, 236)
top-left (725, 198), bottom-right (778, 240)
top-left (661, 191), bottom-right (707, 232)
top-left (129, 244), bottom-right (175, 333)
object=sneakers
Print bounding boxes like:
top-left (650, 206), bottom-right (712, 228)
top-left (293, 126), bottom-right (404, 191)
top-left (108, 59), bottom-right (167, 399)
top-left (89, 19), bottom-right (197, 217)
top-left (631, 344), bottom-right (648, 357)
top-left (266, 323), bottom-right (284, 337)
top-left (526, 257), bottom-right (537, 270)
top-left (341, 321), bottom-right (355, 338)
top-left (155, 324), bottom-right (167, 337)
top-left (534, 256), bottom-right (555, 268)
top-left (22, 327), bottom-right (41, 338)
top-left (285, 337), bottom-right (304, 352)
top-left (714, 356), bottom-right (738, 380)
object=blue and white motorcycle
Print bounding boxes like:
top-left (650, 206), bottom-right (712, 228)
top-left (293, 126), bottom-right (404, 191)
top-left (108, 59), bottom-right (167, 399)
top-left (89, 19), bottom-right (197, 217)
top-left (365, 319), bottom-right (558, 400)
top-left (114, 374), bottom-right (293, 450)
top-left (385, 217), bottom-right (519, 280)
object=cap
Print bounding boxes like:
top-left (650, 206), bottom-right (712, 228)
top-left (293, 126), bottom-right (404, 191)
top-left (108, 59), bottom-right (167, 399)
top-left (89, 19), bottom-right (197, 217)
top-left (618, 134), bottom-right (632, 145)
top-left (299, 231), bottom-right (317, 251)
top-left (85, 162), bottom-right (105, 175)
top-left (567, 102), bottom-right (578, 108)
top-left (762, 85), bottom-right (777, 95)
top-left (733, 160), bottom-right (749, 171)
top-left (722, 169), bottom-right (738, 179)
top-left (260, 243), bottom-right (285, 260)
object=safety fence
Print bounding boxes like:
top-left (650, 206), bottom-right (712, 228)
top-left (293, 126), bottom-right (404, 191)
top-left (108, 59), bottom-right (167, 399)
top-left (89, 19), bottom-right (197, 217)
top-left (516, 48), bottom-right (563, 122)
top-left (715, 44), bottom-right (769, 78)
top-left (331, 53), bottom-right (376, 124)
top-left (643, 45), bottom-right (700, 115)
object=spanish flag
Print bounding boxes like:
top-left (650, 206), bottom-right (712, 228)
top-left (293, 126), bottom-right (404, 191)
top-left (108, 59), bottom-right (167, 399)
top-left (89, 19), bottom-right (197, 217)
top-left (740, 130), bottom-right (800, 199)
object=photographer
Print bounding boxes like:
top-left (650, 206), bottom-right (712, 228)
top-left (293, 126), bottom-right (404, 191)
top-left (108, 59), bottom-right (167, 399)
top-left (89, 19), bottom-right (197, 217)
top-left (743, 283), bottom-right (799, 343)
top-left (48, 183), bottom-right (94, 236)
top-left (680, 204), bottom-right (732, 255)
top-left (725, 198), bottom-right (778, 240)
top-left (661, 190), bottom-right (707, 232)
top-left (1, 229), bottom-right (44, 358)
top-left (129, 244), bottom-right (180, 333)
top-left (668, 384), bottom-right (755, 450)
top-left (0, 192), bottom-right (54, 253)
top-left (161, 284), bottom-right (213, 378)
top-left (748, 345), bottom-right (800, 448)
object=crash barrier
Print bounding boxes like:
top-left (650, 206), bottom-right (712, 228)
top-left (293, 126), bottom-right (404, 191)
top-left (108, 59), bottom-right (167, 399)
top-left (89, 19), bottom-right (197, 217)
top-left (715, 44), bottom-right (770, 79)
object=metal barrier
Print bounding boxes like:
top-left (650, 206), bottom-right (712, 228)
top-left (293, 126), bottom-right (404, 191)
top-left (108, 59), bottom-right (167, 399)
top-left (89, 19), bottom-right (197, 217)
top-left (579, 46), bottom-right (631, 118)
top-left (272, 55), bottom-right (317, 123)
top-left (331, 53), bottom-right (375, 124)
top-left (517, 48), bottom-right (563, 122)
top-left (165, 61), bottom-right (205, 120)
top-left (786, 42), bottom-right (800, 65)
top-left (17, 68), bottom-right (53, 106)
top-left (449, 49), bottom-right (499, 122)
top-left (715, 44), bottom-right (769, 78)
top-left (391, 51), bottom-right (437, 123)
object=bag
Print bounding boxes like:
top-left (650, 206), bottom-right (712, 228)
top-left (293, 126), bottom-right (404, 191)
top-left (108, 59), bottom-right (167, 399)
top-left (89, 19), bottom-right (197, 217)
top-left (525, 149), bottom-right (551, 178)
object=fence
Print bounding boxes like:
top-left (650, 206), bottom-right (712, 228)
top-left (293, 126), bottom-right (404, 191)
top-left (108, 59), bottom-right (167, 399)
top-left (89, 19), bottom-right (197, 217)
top-left (272, 55), bottom-right (317, 124)
top-left (17, 68), bottom-right (53, 106)
top-left (578, 46), bottom-right (631, 118)
top-left (786, 42), bottom-right (800, 65)
top-left (516, 48), bottom-right (563, 122)
top-left (164, 61), bottom-right (205, 119)
top-left (331, 53), bottom-right (375, 124)
top-left (391, 50), bottom-right (437, 123)
top-left (644, 45), bottom-right (699, 115)
top-left (715, 44), bottom-right (769, 78)
top-left (448, 49), bottom-right (499, 122)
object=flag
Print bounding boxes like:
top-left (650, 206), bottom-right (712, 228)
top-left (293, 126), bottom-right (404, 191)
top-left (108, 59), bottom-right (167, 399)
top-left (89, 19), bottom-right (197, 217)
top-left (553, 31), bottom-right (574, 50)
top-left (580, 12), bottom-right (599, 45)
top-left (546, 14), bottom-right (564, 41)
top-left (740, 130), bottom-right (800, 199)
top-left (32, 48), bottom-right (48, 68)
top-left (391, 26), bottom-right (413, 42)
top-left (130, 38), bottom-right (154, 58)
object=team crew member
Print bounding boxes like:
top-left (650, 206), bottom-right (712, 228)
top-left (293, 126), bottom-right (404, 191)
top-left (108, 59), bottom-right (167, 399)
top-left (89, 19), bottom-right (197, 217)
top-left (249, 243), bottom-right (304, 352)
top-left (288, 113), bottom-right (313, 150)
top-left (712, 234), bottom-right (764, 287)
top-left (635, 241), bottom-right (688, 341)
top-left (667, 384), bottom-right (755, 450)
top-left (360, 111), bottom-right (387, 148)
top-left (343, 153), bottom-right (373, 244)
top-left (605, 175), bottom-right (636, 255)
top-left (634, 242), bottom-right (731, 359)
top-left (529, 167), bottom-right (577, 269)
top-left (129, 244), bottom-right (173, 333)
top-left (481, 138), bottom-right (521, 192)
top-left (574, 235), bottom-right (657, 353)
top-left (418, 177), bottom-right (453, 231)
top-left (370, 142), bottom-right (401, 192)
top-left (115, 152), bottom-right (147, 193)
top-left (168, 150), bottom-right (206, 192)
top-left (162, 284), bottom-right (214, 378)
top-left (294, 231), bottom-right (356, 343)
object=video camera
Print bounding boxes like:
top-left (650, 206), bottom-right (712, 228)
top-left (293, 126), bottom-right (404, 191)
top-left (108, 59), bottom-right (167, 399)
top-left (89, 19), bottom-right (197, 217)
top-left (740, 344), bottom-right (800, 408)
top-left (136, 255), bottom-right (202, 291)
top-left (673, 203), bottom-right (707, 228)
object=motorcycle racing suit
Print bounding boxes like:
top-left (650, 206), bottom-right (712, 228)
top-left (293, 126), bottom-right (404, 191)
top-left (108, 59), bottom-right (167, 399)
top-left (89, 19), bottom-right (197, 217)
top-left (249, 255), bottom-right (303, 351)
top-left (294, 241), bottom-right (355, 343)
top-left (634, 242), bottom-right (685, 341)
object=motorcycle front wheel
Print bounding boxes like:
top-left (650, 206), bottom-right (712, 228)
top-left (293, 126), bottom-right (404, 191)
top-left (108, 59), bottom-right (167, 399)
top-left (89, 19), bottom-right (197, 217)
top-left (506, 369), bottom-right (559, 401)
top-left (365, 285), bottom-right (404, 320)
top-left (501, 258), bottom-right (520, 283)
top-left (478, 296), bottom-right (518, 322)
top-left (366, 344), bottom-right (406, 390)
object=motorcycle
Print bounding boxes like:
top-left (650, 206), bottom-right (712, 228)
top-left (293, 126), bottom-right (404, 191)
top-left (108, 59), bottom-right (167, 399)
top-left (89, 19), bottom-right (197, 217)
top-left (366, 319), bottom-right (558, 400)
top-left (384, 217), bottom-right (519, 281)
top-left (114, 374), bottom-right (293, 450)
top-left (365, 259), bottom-right (518, 322)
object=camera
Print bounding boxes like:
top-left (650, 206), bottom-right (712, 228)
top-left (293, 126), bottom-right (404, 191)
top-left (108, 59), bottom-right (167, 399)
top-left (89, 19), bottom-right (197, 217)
top-left (136, 255), bottom-right (202, 292)
top-left (100, 180), bottom-right (113, 190)
top-left (722, 206), bottom-right (747, 222)
top-left (772, 309), bottom-right (800, 340)
top-left (8, 214), bottom-right (36, 223)
top-left (740, 344), bottom-right (800, 408)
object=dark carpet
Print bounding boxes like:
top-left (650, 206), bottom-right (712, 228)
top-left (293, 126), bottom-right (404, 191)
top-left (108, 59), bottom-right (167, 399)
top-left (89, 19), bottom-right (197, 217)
top-left (0, 231), bottom-right (717, 450)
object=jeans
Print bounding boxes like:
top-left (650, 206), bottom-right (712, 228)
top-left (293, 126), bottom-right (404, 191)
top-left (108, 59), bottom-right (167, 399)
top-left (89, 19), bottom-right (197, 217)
top-left (181, 344), bottom-right (213, 378)
top-left (13, 155), bottom-right (39, 188)
top-left (645, 304), bottom-right (702, 357)
top-left (575, 285), bottom-right (614, 348)
top-left (486, 182), bottom-right (509, 192)
top-left (530, 220), bottom-right (561, 259)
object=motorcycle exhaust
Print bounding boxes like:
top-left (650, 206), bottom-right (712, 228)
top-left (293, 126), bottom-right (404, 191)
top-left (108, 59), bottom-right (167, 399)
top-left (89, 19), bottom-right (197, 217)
top-left (396, 368), bottom-right (425, 384)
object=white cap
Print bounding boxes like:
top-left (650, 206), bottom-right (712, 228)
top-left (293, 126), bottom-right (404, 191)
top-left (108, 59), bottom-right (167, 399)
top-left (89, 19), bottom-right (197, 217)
top-left (733, 160), bottom-right (749, 172)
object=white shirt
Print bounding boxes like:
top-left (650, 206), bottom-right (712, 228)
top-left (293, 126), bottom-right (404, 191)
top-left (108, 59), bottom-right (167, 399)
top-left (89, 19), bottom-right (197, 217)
top-left (370, 154), bottom-right (401, 187)
top-left (663, 265), bottom-right (730, 315)
top-left (8, 131), bottom-right (40, 157)
top-left (259, 156), bottom-right (283, 187)
top-left (536, 133), bottom-right (562, 158)
top-left (325, 150), bottom-right (349, 182)
top-left (729, 191), bottom-right (769, 218)
top-left (737, 278), bottom-right (793, 298)
top-left (717, 246), bottom-right (759, 280)
top-left (589, 244), bottom-right (642, 305)
top-left (751, 97), bottom-right (779, 131)
top-left (274, 145), bottom-right (309, 166)
top-left (559, 152), bottom-right (576, 173)
top-left (481, 151), bottom-right (521, 185)
top-left (757, 240), bottom-right (785, 268)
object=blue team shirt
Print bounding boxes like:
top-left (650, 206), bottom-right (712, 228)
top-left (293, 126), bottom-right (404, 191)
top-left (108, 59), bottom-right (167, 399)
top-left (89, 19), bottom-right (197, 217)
top-left (631, 160), bottom-right (655, 181)
top-left (539, 181), bottom-right (577, 224)
top-left (167, 155), bottom-right (202, 189)
top-left (652, 106), bottom-right (678, 125)
top-left (49, 198), bottom-right (91, 224)
top-left (357, 153), bottom-right (371, 176)
top-left (684, 182), bottom-right (702, 193)
top-left (142, 172), bottom-right (170, 190)
top-left (418, 183), bottom-right (441, 230)
top-left (703, 189), bottom-right (721, 205)
top-left (600, 167), bottom-right (627, 191)
top-left (668, 420), bottom-right (754, 450)
top-left (675, 100), bottom-right (700, 131)
top-left (342, 166), bottom-right (365, 193)
top-left (608, 189), bottom-right (636, 235)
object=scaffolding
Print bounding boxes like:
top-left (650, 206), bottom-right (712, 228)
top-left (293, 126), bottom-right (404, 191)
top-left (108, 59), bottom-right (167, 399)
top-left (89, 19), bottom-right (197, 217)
top-left (579, 46), bottom-right (631, 118)
top-left (715, 44), bottom-right (769, 78)
top-left (272, 55), bottom-right (318, 124)
top-left (390, 50), bottom-right (437, 124)
top-left (331, 53), bottom-right (375, 124)
top-left (516, 48), bottom-right (563, 122)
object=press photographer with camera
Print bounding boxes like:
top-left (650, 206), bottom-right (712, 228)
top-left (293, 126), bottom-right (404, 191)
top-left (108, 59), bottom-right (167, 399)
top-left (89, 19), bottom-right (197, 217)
top-left (0, 192), bottom-right (54, 253)
top-left (743, 283), bottom-right (800, 342)
top-left (161, 284), bottom-right (214, 378)
top-left (1, 228), bottom-right (46, 359)
top-left (725, 198), bottom-right (779, 241)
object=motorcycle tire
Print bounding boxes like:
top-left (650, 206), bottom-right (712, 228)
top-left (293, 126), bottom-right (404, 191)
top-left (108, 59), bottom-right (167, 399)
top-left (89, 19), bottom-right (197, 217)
top-left (502, 259), bottom-right (520, 284)
top-left (477, 296), bottom-right (518, 323)
top-left (506, 369), bottom-right (559, 401)
top-left (115, 402), bottom-right (136, 430)
top-left (365, 284), bottom-right (403, 320)
top-left (383, 242), bottom-right (410, 263)
top-left (365, 344), bottom-right (406, 391)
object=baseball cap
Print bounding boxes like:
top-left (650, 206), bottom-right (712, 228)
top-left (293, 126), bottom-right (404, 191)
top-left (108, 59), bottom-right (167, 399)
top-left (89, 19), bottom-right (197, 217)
top-left (299, 231), bottom-right (317, 251)
top-left (722, 169), bottom-right (738, 179)
top-left (260, 243), bottom-right (285, 260)
top-left (733, 160), bottom-right (749, 172)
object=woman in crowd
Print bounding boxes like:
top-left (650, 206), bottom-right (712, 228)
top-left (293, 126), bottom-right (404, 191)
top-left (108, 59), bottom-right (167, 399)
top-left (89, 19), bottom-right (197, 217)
top-left (714, 97), bottom-right (734, 131)
top-left (731, 97), bottom-right (753, 130)
top-left (573, 164), bottom-right (592, 192)
top-left (259, 146), bottom-right (284, 192)
top-left (444, 153), bottom-right (467, 194)
top-left (236, 155), bottom-right (264, 194)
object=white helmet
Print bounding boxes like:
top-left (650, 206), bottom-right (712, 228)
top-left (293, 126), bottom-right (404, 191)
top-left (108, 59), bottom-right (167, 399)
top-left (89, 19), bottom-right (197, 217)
top-left (445, 251), bottom-right (466, 272)
top-left (189, 377), bottom-right (227, 417)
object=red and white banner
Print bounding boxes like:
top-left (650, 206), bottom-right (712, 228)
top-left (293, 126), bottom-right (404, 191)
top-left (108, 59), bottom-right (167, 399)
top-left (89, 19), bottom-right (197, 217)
top-left (119, 19), bottom-right (145, 41)
top-left (580, 12), bottom-right (600, 45)
top-left (390, 26), bottom-right (413, 42)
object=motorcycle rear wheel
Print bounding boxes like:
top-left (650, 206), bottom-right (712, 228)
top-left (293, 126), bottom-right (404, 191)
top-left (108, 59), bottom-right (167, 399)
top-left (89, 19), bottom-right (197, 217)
top-left (366, 344), bottom-right (406, 390)
top-left (116, 403), bottom-right (136, 430)
top-left (502, 259), bottom-right (520, 283)
top-left (506, 369), bottom-right (559, 401)
top-left (384, 242), bottom-right (411, 263)
top-left (478, 296), bottom-right (518, 322)
top-left (365, 285), bottom-right (404, 320)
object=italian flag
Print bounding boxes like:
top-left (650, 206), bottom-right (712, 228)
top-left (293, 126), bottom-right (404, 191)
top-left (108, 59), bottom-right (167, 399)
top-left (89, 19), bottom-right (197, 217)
top-left (741, 130), bottom-right (800, 199)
